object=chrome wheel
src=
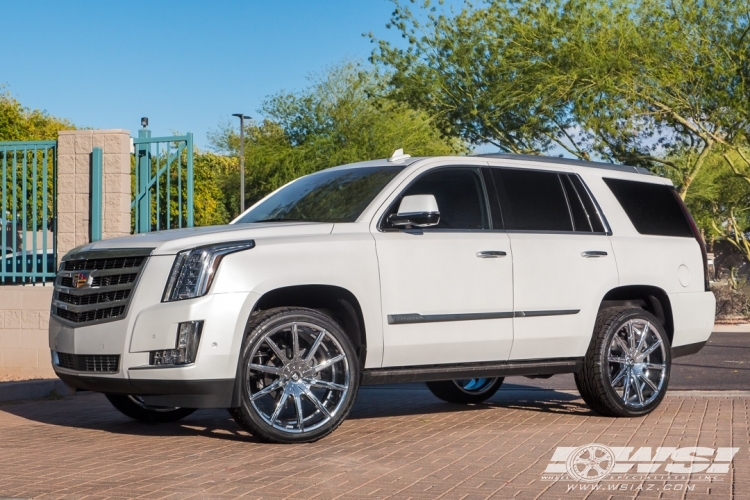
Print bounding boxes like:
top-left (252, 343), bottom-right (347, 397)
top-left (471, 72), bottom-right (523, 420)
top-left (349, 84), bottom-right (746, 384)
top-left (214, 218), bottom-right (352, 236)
top-left (606, 318), bottom-right (666, 408)
top-left (245, 321), bottom-right (350, 434)
top-left (453, 378), bottom-right (498, 394)
top-left (105, 394), bottom-right (195, 423)
top-left (127, 395), bottom-right (181, 413)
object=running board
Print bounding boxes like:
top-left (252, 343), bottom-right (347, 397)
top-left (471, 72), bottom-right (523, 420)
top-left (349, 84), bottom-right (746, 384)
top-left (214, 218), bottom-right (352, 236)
top-left (361, 358), bottom-right (583, 385)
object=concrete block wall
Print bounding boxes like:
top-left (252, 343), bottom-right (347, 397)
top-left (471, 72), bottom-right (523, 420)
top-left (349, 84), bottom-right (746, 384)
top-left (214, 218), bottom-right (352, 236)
top-left (0, 129), bottom-right (133, 380)
top-left (0, 286), bottom-right (55, 381)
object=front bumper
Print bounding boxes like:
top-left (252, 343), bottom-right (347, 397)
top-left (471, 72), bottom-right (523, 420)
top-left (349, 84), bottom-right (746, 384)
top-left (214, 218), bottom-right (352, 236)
top-left (49, 254), bottom-right (259, 408)
top-left (55, 372), bottom-right (237, 408)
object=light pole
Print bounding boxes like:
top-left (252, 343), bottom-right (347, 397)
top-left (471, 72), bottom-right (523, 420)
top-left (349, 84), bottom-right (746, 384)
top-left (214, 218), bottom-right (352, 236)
top-left (232, 113), bottom-right (251, 213)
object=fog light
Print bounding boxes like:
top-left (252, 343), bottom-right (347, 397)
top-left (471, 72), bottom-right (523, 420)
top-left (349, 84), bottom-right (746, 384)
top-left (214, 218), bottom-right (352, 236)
top-left (150, 321), bottom-right (203, 366)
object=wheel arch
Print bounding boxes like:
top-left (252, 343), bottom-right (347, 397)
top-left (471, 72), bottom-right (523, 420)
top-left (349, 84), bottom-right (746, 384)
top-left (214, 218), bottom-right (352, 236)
top-left (229, 284), bottom-right (367, 409)
top-left (599, 285), bottom-right (674, 344)
top-left (250, 284), bottom-right (368, 365)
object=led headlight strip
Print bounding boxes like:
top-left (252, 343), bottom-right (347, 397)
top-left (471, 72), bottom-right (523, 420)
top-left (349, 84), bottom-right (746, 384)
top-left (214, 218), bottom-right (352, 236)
top-left (162, 240), bottom-right (255, 302)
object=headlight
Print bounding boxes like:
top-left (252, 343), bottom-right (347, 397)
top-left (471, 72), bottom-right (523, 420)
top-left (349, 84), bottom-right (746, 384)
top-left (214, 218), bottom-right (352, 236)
top-left (162, 240), bottom-right (255, 302)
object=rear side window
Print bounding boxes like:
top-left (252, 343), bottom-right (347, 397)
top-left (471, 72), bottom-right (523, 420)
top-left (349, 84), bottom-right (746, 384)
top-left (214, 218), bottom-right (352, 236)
top-left (491, 169), bottom-right (572, 231)
top-left (603, 178), bottom-right (693, 237)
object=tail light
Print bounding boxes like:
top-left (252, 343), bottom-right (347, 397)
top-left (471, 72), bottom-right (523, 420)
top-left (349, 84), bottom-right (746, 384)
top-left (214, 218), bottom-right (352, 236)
top-left (673, 190), bottom-right (710, 291)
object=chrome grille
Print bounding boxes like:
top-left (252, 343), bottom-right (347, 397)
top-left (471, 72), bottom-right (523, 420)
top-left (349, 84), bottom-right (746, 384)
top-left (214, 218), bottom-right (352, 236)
top-left (52, 249), bottom-right (152, 327)
top-left (54, 352), bottom-right (119, 373)
top-left (63, 256), bottom-right (145, 271)
top-left (55, 305), bottom-right (126, 324)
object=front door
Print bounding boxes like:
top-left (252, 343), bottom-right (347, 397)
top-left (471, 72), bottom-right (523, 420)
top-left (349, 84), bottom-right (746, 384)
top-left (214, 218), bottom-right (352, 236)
top-left (374, 166), bottom-right (514, 367)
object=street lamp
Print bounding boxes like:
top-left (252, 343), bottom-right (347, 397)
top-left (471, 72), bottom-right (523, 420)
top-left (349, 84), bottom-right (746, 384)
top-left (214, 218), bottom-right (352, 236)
top-left (232, 114), bottom-right (251, 213)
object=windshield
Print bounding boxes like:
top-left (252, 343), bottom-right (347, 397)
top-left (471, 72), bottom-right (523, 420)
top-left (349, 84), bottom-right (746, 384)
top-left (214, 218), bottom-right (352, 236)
top-left (235, 166), bottom-right (403, 223)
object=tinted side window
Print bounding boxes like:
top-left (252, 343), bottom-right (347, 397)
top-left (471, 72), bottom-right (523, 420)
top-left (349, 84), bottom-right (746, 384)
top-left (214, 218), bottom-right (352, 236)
top-left (399, 168), bottom-right (490, 230)
top-left (493, 169), bottom-right (573, 231)
top-left (603, 178), bottom-right (692, 237)
top-left (562, 175), bottom-right (591, 231)
top-left (568, 175), bottom-right (606, 232)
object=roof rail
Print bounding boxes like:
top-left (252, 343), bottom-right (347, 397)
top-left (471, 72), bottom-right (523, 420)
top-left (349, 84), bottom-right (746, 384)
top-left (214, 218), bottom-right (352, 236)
top-left (473, 153), bottom-right (651, 175)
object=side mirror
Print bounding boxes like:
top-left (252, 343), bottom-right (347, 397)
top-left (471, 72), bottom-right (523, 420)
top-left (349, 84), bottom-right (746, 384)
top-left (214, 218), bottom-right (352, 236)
top-left (387, 194), bottom-right (440, 228)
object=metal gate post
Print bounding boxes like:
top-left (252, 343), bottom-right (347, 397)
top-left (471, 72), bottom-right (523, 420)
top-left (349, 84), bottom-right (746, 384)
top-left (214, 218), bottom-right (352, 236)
top-left (137, 128), bottom-right (151, 233)
top-left (90, 147), bottom-right (103, 242)
top-left (186, 132), bottom-right (194, 227)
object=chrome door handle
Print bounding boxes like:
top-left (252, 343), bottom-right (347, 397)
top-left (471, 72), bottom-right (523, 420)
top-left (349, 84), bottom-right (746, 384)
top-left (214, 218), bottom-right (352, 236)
top-left (477, 251), bottom-right (507, 258)
top-left (582, 251), bottom-right (608, 258)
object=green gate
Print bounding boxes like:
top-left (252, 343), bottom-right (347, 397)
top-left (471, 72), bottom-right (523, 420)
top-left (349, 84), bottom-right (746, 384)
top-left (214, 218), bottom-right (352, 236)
top-left (132, 129), bottom-right (194, 233)
top-left (0, 141), bottom-right (56, 284)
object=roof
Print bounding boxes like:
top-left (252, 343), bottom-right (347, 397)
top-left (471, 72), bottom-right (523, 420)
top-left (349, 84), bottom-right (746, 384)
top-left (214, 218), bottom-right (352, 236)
top-left (473, 153), bottom-right (651, 175)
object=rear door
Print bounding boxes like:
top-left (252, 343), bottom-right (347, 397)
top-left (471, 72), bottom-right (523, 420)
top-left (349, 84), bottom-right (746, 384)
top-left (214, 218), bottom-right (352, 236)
top-left (489, 167), bottom-right (619, 360)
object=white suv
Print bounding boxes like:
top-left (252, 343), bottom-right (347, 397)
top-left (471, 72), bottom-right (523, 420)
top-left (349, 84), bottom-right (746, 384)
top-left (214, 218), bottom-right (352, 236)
top-left (49, 152), bottom-right (715, 443)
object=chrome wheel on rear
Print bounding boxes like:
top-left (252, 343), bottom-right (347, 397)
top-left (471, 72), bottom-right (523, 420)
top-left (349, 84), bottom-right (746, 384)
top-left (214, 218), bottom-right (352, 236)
top-left (607, 319), bottom-right (667, 408)
top-left (575, 307), bottom-right (671, 417)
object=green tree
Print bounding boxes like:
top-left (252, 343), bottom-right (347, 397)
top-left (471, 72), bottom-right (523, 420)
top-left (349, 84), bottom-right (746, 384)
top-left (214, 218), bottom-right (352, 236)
top-left (131, 147), bottom-right (234, 230)
top-left (371, 0), bottom-right (750, 198)
top-left (0, 89), bottom-right (75, 141)
top-left (1, 90), bottom-right (75, 233)
top-left (211, 62), bottom-right (466, 218)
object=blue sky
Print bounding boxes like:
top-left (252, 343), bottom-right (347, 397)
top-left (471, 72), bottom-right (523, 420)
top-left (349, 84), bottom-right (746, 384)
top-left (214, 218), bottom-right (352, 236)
top-left (2, 1), bottom-right (423, 149)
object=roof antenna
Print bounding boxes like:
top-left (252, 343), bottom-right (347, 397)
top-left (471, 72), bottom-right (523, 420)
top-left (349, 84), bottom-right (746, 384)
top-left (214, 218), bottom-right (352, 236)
top-left (388, 148), bottom-right (411, 163)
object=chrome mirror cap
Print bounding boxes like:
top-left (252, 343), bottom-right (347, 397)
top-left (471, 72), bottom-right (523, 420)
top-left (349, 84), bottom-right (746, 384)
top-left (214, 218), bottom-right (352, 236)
top-left (389, 194), bottom-right (440, 228)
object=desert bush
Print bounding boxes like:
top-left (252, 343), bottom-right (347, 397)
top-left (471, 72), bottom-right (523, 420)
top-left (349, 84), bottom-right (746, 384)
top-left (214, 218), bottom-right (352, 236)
top-left (712, 284), bottom-right (750, 319)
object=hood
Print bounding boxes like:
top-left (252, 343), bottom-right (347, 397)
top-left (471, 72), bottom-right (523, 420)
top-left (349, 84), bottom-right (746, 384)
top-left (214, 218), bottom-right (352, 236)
top-left (73, 222), bottom-right (334, 256)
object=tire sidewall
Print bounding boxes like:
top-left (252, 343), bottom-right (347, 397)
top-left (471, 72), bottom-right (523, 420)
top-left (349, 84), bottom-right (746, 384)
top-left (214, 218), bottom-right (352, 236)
top-left (237, 308), bottom-right (360, 443)
top-left (598, 309), bottom-right (671, 417)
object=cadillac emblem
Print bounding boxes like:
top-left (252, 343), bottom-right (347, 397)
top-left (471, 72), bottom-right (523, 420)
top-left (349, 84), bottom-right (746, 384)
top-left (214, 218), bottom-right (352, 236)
top-left (73, 272), bottom-right (90, 288)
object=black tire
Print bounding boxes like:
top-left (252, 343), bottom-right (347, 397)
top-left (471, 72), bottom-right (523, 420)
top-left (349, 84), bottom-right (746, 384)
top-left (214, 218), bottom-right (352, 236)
top-left (105, 394), bottom-right (196, 423)
top-left (230, 307), bottom-right (360, 444)
top-left (575, 308), bottom-right (671, 417)
top-left (426, 377), bottom-right (504, 404)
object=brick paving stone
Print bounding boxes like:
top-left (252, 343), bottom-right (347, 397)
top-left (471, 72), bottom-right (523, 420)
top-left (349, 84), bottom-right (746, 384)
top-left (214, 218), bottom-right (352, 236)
top-left (0, 386), bottom-right (747, 499)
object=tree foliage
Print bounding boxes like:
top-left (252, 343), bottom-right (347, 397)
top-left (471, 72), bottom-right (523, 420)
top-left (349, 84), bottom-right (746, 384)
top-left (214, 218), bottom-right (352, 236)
top-left (1, 90), bottom-right (74, 232)
top-left (210, 62), bottom-right (466, 218)
top-left (371, 0), bottom-right (750, 198)
top-left (0, 89), bottom-right (75, 141)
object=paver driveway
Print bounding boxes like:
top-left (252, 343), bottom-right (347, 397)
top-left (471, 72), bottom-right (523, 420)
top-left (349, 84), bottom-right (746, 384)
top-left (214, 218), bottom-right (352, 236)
top-left (0, 385), bottom-right (747, 500)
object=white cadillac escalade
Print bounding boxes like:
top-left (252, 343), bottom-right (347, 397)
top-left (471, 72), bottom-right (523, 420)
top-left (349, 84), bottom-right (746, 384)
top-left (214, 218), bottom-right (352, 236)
top-left (49, 151), bottom-right (715, 443)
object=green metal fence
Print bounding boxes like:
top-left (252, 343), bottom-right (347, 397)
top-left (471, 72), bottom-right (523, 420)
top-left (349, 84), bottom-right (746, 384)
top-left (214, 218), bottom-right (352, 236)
top-left (0, 141), bottom-right (56, 284)
top-left (132, 130), bottom-right (194, 233)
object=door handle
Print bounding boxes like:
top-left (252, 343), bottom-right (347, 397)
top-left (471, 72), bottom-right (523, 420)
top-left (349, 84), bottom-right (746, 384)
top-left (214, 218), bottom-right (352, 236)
top-left (582, 251), bottom-right (608, 258)
top-left (477, 251), bottom-right (507, 258)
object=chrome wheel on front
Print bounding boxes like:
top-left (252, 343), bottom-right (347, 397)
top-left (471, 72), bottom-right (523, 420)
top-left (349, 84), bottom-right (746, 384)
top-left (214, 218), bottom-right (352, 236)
top-left (246, 321), bottom-right (350, 433)
top-left (427, 376), bottom-right (504, 404)
top-left (105, 394), bottom-right (195, 423)
top-left (231, 307), bottom-right (360, 443)
top-left (454, 378), bottom-right (497, 395)
top-left (127, 395), bottom-right (182, 413)
top-left (607, 319), bottom-right (667, 408)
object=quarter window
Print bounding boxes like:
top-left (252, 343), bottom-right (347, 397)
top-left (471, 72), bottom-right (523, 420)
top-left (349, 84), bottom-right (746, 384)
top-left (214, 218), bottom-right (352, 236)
top-left (604, 178), bottom-right (692, 237)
